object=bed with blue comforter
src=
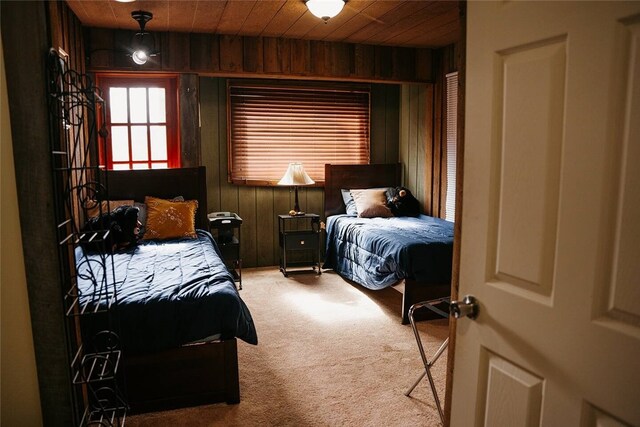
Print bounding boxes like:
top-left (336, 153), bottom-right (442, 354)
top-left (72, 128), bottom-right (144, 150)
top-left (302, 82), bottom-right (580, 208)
top-left (76, 229), bottom-right (257, 354)
top-left (323, 163), bottom-right (454, 324)
top-left (76, 167), bottom-right (252, 411)
top-left (324, 214), bottom-right (454, 291)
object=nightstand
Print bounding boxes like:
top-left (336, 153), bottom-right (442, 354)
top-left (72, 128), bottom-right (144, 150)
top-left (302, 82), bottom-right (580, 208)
top-left (278, 214), bottom-right (321, 277)
top-left (208, 212), bottom-right (242, 290)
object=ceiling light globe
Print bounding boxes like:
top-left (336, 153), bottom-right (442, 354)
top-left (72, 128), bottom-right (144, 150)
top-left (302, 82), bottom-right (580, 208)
top-left (306, 0), bottom-right (345, 21)
top-left (132, 50), bottom-right (148, 65)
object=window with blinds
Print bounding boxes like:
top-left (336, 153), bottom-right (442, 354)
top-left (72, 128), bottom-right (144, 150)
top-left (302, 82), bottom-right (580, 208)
top-left (228, 82), bottom-right (370, 185)
top-left (445, 72), bottom-right (458, 222)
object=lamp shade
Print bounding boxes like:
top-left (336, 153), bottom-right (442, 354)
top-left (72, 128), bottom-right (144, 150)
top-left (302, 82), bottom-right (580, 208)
top-left (306, 0), bottom-right (345, 22)
top-left (278, 163), bottom-right (315, 186)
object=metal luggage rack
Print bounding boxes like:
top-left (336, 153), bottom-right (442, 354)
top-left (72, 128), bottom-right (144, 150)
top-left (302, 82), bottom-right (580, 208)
top-left (404, 297), bottom-right (451, 426)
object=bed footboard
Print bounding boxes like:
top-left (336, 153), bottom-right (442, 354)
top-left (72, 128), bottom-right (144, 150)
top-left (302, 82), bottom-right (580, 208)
top-left (124, 338), bottom-right (240, 413)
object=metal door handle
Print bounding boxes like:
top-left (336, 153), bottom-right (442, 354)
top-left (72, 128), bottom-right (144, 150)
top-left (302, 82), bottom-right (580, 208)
top-left (450, 295), bottom-right (479, 320)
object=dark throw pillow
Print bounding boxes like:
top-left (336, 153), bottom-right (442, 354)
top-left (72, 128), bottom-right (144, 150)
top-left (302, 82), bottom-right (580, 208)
top-left (387, 187), bottom-right (420, 217)
top-left (81, 205), bottom-right (141, 252)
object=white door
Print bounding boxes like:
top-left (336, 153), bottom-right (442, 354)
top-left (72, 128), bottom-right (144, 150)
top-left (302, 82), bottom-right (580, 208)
top-left (451, 2), bottom-right (640, 426)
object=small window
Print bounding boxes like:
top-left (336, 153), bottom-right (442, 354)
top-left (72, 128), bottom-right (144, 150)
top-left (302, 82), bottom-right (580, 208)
top-left (227, 81), bottom-right (370, 185)
top-left (95, 74), bottom-right (180, 170)
top-left (445, 72), bottom-right (458, 222)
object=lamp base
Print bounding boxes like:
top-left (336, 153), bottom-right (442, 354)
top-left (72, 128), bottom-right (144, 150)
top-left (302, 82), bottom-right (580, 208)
top-left (294, 186), bottom-right (301, 213)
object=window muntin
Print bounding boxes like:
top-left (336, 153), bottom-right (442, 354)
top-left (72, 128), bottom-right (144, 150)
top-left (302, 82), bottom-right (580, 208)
top-left (228, 81), bottom-right (370, 185)
top-left (96, 75), bottom-right (179, 170)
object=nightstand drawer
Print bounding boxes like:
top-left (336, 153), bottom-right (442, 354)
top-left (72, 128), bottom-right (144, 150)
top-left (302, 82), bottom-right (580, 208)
top-left (284, 231), bottom-right (318, 250)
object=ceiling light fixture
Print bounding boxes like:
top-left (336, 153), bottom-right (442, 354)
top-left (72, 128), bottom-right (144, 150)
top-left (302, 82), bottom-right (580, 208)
top-left (306, 0), bottom-right (346, 23)
top-left (130, 10), bottom-right (158, 65)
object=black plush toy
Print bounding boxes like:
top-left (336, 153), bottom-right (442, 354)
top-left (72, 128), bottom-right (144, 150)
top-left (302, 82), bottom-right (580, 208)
top-left (387, 186), bottom-right (420, 217)
top-left (81, 205), bottom-right (141, 252)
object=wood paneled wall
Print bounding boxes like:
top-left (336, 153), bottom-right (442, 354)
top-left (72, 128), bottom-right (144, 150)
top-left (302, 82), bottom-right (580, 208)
top-left (86, 28), bottom-right (433, 83)
top-left (49, 1), bottom-right (86, 75)
top-left (179, 74), bottom-right (201, 167)
top-left (400, 83), bottom-right (430, 212)
top-left (201, 78), bottom-right (399, 267)
top-left (399, 44), bottom-right (458, 218)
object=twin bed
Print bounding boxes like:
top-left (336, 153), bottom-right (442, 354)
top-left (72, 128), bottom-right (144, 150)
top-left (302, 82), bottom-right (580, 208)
top-left (76, 167), bottom-right (256, 413)
top-left (323, 164), bottom-right (454, 324)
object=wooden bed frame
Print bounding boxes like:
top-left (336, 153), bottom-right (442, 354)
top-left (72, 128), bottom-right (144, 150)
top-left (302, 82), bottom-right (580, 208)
top-left (324, 163), bottom-right (451, 324)
top-left (103, 166), bottom-right (240, 413)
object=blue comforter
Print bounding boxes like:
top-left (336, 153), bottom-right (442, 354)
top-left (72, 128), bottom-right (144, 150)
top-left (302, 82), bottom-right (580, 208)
top-left (76, 230), bottom-right (257, 354)
top-left (324, 214), bottom-right (454, 290)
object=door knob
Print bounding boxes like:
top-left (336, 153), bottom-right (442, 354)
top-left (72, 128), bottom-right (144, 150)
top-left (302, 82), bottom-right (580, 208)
top-left (450, 295), bottom-right (479, 320)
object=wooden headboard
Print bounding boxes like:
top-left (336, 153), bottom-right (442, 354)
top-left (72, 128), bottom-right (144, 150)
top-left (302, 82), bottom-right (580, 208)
top-left (103, 167), bottom-right (209, 229)
top-left (324, 163), bottom-right (402, 218)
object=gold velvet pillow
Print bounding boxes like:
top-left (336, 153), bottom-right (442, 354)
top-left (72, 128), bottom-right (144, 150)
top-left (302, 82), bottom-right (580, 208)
top-left (350, 189), bottom-right (393, 218)
top-left (142, 196), bottom-right (198, 240)
top-left (87, 199), bottom-right (134, 219)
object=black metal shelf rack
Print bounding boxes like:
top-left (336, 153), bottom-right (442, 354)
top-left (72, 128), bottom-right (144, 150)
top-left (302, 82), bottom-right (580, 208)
top-left (208, 212), bottom-right (243, 290)
top-left (47, 48), bottom-right (127, 426)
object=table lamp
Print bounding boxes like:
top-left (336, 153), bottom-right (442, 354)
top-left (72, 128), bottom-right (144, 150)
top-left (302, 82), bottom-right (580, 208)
top-left (277, 162), bottom-right (315, 215)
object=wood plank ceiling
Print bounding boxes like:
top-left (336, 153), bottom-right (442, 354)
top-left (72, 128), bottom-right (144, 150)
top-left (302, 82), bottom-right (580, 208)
top-left (66, 0), bottom-right (461, 48)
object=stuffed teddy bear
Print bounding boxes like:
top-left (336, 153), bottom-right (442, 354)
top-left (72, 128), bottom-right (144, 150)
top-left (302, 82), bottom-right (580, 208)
top-left (387, 186), bottom-right (420, 217)
top-left (81, 205), bottom-right (141, 252)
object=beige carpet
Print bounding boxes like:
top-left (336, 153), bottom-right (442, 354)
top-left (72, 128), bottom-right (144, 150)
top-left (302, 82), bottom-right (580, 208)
top-left (128, 267), bottom-right (449, 426)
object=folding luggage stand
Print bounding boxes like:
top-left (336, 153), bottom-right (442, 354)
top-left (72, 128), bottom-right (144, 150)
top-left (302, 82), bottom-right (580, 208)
top-left (404, 297), bottom-right (451, 426)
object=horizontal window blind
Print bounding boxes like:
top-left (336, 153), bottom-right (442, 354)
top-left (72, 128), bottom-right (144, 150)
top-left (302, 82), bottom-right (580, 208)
top-left (228, 83), bottom-right (370, 185)
top-left (445, 72), bottom-right (458, 222)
